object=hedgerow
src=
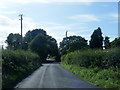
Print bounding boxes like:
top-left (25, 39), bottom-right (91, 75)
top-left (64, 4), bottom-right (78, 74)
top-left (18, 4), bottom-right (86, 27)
top-left (2, 50), bottom-right (42, 88)
top-left (61, 48), bottom-right (120, 68)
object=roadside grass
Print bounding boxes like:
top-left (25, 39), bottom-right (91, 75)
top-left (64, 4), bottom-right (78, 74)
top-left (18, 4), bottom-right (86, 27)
top-left (60, 62), bottom-right (119, 88)
top-left (60, 48), bottom-right (120, 88)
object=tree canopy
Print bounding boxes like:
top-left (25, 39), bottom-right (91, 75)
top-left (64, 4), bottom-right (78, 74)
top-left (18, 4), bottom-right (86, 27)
top-left (104, 36), bottom-right (110, 49)
top-left (59, 36), bottom-right (88, 55)
top-left (24, 28), bottom-right (46, 44)
top-left (29, 34), bottom-right (48, 61)
top-left (6, 33), bottom-right (21, 50)
top-left (23, 29), bottom-right (47, 49)
top-left (110, 37), bottom-right (120, 48)
top-left (29, 33), bottom-right (59, 62)
top-left (6, 28), bottom-right (59, 62)
top-left (89, 27), bottom-right (103, 49)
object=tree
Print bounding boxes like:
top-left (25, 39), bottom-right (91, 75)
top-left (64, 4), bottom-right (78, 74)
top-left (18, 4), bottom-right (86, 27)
top-left (69, 41), bottom-right (88, 52)
top-left (111, 37), bottom-right (120, 48)
top-left (47, 36), bottom-right (59, 56)
top-left (59, 36), bottom-right (88, 55)
top-left (104, 36), bottom-right (110, 49)
top-left (6, 28), bottom-right (60, 61)
top-left (47, 36), bottom-right (60, 61)
top-left (89, 27), bottom-right (103, 49)
top-left (29, 34), bottom-right (48, 62)
top-left (29, 33), bottom-right (59, 62)
top-left (24, 28), bottom-right (47, 49)
top-left (24, 28), bottom-right (46, 43)
top-left (6, 33), bottom-right (21, 49)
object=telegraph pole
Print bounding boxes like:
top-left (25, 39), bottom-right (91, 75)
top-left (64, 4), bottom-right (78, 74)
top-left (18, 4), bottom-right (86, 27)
top-left (19, 14), bottom-right (23, 48)
top-left (1, 45), bottom-right (4, 59)
top-left (2, 45), bottom-right (3, 51)
top-left (66, 30), bottom-right (68, 38)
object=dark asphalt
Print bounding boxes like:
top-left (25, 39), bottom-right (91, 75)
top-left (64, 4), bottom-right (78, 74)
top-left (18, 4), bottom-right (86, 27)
top-left (15, 62), bottom-right (99, 88)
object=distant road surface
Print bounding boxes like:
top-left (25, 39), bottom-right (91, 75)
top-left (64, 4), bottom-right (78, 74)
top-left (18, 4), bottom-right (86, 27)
top-left (15, 62), bottom-right (98, 88)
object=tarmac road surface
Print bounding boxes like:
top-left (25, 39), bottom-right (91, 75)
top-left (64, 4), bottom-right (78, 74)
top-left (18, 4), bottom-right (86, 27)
top-left (15, 62), bottom-right (98, 88)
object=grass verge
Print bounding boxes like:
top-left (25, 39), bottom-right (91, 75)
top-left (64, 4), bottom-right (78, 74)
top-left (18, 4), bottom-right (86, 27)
top-left (60, 62), bottom-right (119, 88)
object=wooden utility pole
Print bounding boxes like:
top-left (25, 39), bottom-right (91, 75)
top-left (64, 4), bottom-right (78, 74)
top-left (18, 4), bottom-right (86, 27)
top-left (66, 30), bottom-right (68, 38)
top-left (19, 14), bottom-right (23, 48)
top-left (2, 45), bottom-right (3, 51)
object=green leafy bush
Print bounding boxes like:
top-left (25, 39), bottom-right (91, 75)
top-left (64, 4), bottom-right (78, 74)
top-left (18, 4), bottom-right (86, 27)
top-left (111, 37), bottom-right (120, 48)
top-left (105, 48), bottom-right (120, 68)
top-left (61, 49), bottom-right (104, 68)
top-left (2, 50), bottom-right (42, 88)
top-left (61, 48), bottom-right (120, 68)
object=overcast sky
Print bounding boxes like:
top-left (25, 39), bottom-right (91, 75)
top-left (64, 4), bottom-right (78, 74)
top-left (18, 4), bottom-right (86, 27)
top-left (0, 0), bottom-right (119, 47)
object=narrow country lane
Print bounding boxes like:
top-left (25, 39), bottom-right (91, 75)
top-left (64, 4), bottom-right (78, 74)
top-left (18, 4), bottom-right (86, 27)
top-left (15, 62), bottom-right (99, 88)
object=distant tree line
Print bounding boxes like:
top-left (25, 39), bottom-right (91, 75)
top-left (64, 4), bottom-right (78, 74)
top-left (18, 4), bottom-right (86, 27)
top-left (6, 27), bottom-right (120, 61)
top-left (59, 27), bottom-right (120, 56)
top-left (6, 29), bottom-right (60, 62)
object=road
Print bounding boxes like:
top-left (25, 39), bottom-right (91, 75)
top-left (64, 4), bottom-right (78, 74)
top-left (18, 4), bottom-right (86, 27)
top-left (15, 62), bottom-right (98, 88)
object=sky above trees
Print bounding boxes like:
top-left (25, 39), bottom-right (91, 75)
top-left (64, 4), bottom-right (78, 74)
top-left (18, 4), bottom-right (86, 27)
top-left (0, 0), bottom-right (119, 47)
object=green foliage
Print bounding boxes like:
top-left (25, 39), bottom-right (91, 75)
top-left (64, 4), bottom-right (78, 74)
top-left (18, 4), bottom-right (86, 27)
top-left (25, 29), bottom-right (59, 61)
top-left (104, 36), bottom-right (110, 49)
top-left (61, 48), bottom-right (120, 68)
top-left (29, 34), bottom-right (48, 61)
top-left (61, 63), bottom-right (119, 88)
top-left (90, 27), bottom-right (103, 49)
top-left (6, 28), bottom-right (59, 61)
top-left (105, 48), bottom-right (120, 68)
top-left (68, 41), bottom-right (89, 52)
top-left (59, 35), bottom-right (88, 55)
top-left (29, 34), bottom-right (59, 62)
top-left (24, 29), bottom-right (47, 45)
top-left (46, 36), bottom-right (59, 57)
top-left (6, 29), bottom-right (47, 50)
top-left (2, 50), bottom-right (41, 88)
top-left (6, 33), bottom-right (21, 50)
top-left (111, 37), bottom-right (120, 48)
top-left (46, 36), bottom-right (60, 62)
